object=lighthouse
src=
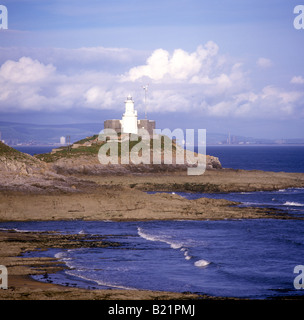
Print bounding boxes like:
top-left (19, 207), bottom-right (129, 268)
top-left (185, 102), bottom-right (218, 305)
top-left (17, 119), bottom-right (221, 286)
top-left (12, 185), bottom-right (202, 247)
top-left (104, 94), bottom-right (156, 135)
top-left (121, 94), bottom-right (138, 134)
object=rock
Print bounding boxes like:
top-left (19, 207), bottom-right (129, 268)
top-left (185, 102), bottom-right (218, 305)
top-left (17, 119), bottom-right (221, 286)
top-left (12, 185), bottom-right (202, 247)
top-left (0, 142), bottom-right (96, 194)
top-left (49, 151), bottom-right (222, 176)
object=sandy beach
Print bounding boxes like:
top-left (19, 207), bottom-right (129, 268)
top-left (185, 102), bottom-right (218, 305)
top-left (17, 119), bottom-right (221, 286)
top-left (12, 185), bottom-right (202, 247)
top-left (1, 168), bottom-right (304, 300)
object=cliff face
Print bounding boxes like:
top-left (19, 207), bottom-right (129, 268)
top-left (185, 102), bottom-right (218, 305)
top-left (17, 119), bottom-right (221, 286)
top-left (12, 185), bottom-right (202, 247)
top-left (0, 141), bottom-right (46, 174)
top-left (0, 142), bottom-right (92, 193)
top-left (51, 154), bottom-right (222, 176)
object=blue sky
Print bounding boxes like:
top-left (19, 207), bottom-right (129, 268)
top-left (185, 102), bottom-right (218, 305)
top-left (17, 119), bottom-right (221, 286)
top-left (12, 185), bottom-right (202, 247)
top-left (0, 0), bottom-right (303, 139)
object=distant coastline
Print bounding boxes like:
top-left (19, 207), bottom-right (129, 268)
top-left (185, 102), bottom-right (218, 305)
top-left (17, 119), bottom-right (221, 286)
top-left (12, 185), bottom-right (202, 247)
top-left (206, 144), bottom-right (304, 147)
top-left (1, 120), bottom-right (304, 146)
top-left (12, 143), bottom-right (304, 149)
top-left (10, 143), bottom-right (304, 149)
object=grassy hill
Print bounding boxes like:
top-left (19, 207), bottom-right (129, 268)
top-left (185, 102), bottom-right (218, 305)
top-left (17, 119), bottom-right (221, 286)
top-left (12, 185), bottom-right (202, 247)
top-left (0, 141), bottom-right (32, 161)
top-left (34, 135), bottom-right (101, 162)
top-left (0, 141), bottom-right (47, 179)
top-left (34, 134), bottom-right (178, 164)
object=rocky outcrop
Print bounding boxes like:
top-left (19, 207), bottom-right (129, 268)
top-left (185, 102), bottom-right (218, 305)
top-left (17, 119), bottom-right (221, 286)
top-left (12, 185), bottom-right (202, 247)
top-left (0, 141), bottom-right (222, 193)
top-left (35, 135), bottom-right (222, 175)
top-left (0, 154), bottom-right (45, 175)
top-left (51, 154), bottom-right (222, 176)
top-left (0, 142), bottom-right (95, 193)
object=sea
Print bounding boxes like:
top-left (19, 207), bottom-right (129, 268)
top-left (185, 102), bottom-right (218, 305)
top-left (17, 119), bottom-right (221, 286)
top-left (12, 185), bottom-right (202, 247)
top-left (2, 145), bottom-right (303, 299)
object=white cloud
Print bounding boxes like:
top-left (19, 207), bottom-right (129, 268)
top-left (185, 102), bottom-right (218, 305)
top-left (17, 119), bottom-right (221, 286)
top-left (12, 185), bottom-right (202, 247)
top-left (124, 42), bottom-right (219, 82)
top-left (127, 48), bottom-right (170, 81)
top-left (0, 57), bottom-right (56, 83)
top-left (0, 44), bottom-right (303, 121)
top-left (0, 57), bottom-right (56, 111)
top-left (256, 57), bottom-right (273, 68)
top-left (291, 76), bottom-right (304, 84)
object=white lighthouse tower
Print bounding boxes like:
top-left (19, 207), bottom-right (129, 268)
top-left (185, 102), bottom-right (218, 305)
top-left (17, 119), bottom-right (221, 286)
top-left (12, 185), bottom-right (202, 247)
top-left (121, 94), bottom-right (138, 134)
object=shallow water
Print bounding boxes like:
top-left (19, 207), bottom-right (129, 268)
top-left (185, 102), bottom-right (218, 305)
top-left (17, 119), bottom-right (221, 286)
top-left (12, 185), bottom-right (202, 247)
top-left (149, 188), bottom-right (304, 217)
top-left (1, 215), bottom-right (304, 299)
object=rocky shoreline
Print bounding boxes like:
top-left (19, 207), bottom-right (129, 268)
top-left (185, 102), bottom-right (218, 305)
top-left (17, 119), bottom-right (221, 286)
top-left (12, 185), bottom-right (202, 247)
top-left (0, 229), bottom-right (202, 300)
top-left (2, 168), bottom-right (304, 222)
top-left (1, 141), bottom-right (304, 300)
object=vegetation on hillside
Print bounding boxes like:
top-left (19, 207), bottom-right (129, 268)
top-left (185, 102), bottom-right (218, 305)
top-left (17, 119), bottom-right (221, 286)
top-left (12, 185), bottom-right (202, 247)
top-left (0, 141), bottom-right (31, 161)
top-left (35, 134), bottom-right (178, 163)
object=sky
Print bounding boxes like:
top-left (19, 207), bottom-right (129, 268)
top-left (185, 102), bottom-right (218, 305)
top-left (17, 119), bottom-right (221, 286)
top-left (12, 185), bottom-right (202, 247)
top-left (0, 0), bottom-right (304, 139)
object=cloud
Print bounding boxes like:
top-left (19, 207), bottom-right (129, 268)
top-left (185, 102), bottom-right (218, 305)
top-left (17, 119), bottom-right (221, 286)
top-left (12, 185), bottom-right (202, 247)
top-left (256, 57), bottom-right (273, 68)
top-left (0, 56), bottom-right (121, 112)
top-left (0, 57), bottom-right (56, 83)
top-left (0, 46), bottom-right (146, 74)
top-left (258, 85), bottom-right (303, 116)
top-left (291, 76), bottom-right (304, 84)
top-left (0, 57), bottom-right (57, 111)
top-left (124, 41), bottom-right (219, 82)
top-left (122, 46), bottom-right (304, 119)
top-left (0, 44), bottom-right (303, 121)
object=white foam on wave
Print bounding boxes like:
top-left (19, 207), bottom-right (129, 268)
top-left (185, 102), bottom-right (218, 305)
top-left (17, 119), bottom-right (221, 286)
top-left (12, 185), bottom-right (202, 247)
top-left (55, 252), bottom-right (71, 260)
top-left (283, 201), bottom-right (303, 207)
top-left (137, 227), bottom-right (183, 249)
top-left (170, 242), bottom-right (183, 249)
top-left (54, 251), bottom-right (78, 270)
top-left (65, 270), bottom-right (136, 291)
top-left (0, 227), bottom-right (36, 233)
top-left (138, 227), bottom-right (192, 261)
top-left (0, 227), bottom-right (11, 231)
top-left (137, 227), bottom-right (160, 242)
top-left (183, 250), bottom-right (192, 260)
top-left (194, 259), bottom-right (210, 268)
top-left (138, 227), bottom-right (212, 265)
top-left (242, 202), bottom-right (256, 206)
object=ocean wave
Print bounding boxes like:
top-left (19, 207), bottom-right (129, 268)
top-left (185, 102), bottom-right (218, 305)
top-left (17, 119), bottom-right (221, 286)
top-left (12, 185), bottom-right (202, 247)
top-left (54, 251), bottom-right (77, 270)
top-left (65, 270), bottom-right (136, 290)
top-left (283, 201), bottom-right (303, 207)
top-left (194, 259), bottom-right (210, 268)
top-left (0, 227), bottom-right (36, 233)
top-left (137, 227), bottom-right (183, 249)
top-left (240, 202), bottom-right (257, 206)
top-left (55, 252), bottom-right (69, 260)
top-left (138, 227), bottom-right (193, 261)
top-left (137, 227), bottom-right (161, 242)
top-left (183, 250), bottom-right (192, 260)
top-left (0, 227), bottom-right (12, 231)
